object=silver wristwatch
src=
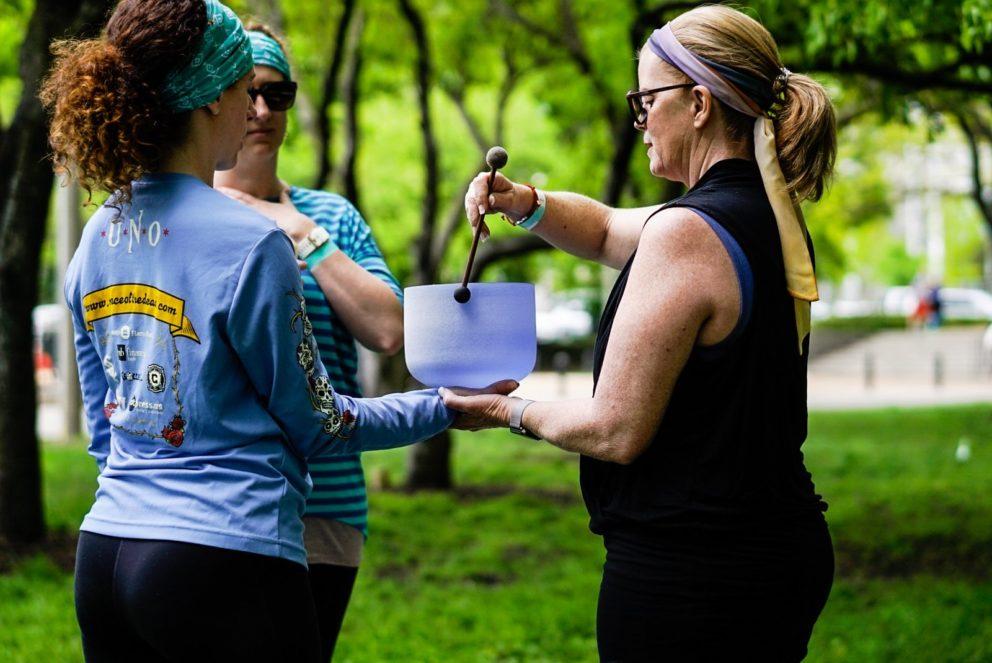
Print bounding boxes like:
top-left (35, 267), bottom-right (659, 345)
top-left (508, 397), bottom-right (539, 439)
top-left (295, 225), bottom-right (330, 260)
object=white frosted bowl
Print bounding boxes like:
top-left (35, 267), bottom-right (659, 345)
top-left (404, 283), bottom-right (537, 388)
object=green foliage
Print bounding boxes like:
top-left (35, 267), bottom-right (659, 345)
top-left (760, 0), bottom-right (982, 71)
top-left (960, 0), bottom-right (992, 53)
top-left (804, 118), bottom-right (895, 282)
top-left (0, 0), bottom-right (29, 129)
top-left (944, 194), bottom-right (989, 286)
top-left (813, 315), bottom-right (907, 330)
top-left (41, 443), bottom-right (99, 533)
top-left (0, 556), bottom-right (81, 663)
top-left (875, 242), bottom-right (923, 287)
top-left (7, 0), bottom-right (992, 299)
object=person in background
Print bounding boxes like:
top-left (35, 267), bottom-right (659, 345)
top-left (927, 280), bottom-right (943, 328)
top-left (214, 24), bottom-right (403, 660)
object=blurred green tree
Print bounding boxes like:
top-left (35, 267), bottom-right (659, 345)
top-left (0, 0), bottom-right (114, 546)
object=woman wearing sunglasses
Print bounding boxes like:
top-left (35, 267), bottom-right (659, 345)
top-left (46, 2), bottom-right (512, 660)
top-left (214, 25), bottom-right (405, 662)
top-left (445, 5), bottom-right (836, 661)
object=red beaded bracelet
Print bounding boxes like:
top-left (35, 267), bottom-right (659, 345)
top-left (502, 183), bottom-right (539, 226)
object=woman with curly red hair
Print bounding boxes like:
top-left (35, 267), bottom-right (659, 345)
top-left (43, 1), bottom-right (510, 659)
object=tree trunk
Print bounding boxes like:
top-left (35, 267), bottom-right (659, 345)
top-left (0, 0), bottom-right (113, 546)
top-left (313, 0), bottom-right (357, 191)
top-left (397, 0), bottom-right (450, 490)
top-left (339, 8), bottom-right (365, 209)
top-left (404, 429), bottom-right (452, 490)
top-left (603, 117), bottom-right (639, 206)
top-left (243, 0), bottom-right (285, 32)
top-left (398, 0), bottom-right (440, 288)
top-left (955, 110), bottom-right (992, 236)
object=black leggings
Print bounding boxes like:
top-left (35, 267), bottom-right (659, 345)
top-left (597, 519), bottom-right (834, 662)
top-left (308, 564), bottom-right (359, 661)
top-left (74, 532), bottom-right (321, 663)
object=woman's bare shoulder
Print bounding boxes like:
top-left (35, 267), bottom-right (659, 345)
top-left (637, 206), bottom-right (728, 261)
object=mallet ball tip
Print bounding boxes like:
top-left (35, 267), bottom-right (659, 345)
top-left (486, 146), bottom-right (508, 170)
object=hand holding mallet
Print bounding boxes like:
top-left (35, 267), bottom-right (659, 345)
top-left (454, 146), bottom-right (509, 304)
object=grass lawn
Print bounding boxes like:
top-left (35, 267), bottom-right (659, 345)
top-left (1, 405), bottom-right (991, 662)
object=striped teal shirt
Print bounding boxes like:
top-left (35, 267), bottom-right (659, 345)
top-left (291, 186), bottom-right (402, 536)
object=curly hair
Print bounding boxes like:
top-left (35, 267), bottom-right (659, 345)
top-left (40, 0), bottom-right (208, 206)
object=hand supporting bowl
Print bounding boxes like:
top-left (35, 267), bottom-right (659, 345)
top-left (404, 283), bottom-right (536, 389)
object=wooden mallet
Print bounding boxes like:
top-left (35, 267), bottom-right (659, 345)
top-left (454, 146), bottom-right (509, 304)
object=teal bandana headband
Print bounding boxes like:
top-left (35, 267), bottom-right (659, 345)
top-left (249, 31), bottom-right (292, 81)
top-left (161, 0), bottom-right (254, 113)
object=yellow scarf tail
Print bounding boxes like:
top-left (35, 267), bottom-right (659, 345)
top-left (753, 116), bottom-right (819, 354)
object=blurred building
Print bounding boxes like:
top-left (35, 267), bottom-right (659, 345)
top-left (886, 135), bottom-right (992, 285)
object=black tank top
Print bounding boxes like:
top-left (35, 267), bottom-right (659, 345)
top-left (582, 159), bottom-right (827, 537)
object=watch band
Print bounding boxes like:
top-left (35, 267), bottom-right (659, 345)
top-left (508, 397), bottom-right (539, 439)
top-left (296, 225), bottom-right (331, 260)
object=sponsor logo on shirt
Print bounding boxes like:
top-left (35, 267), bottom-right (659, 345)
top-left (83, 284), bottom-right (200, 343)
top-left (128, 395), bottom-right (163, 413)
top-left (121, 370), bottom-right (143, 382)
top-left (99, 325), bottom-right (156, 347)
top-left (146, 364), bottom-right (166, 394)
top-left (87, 287), bottom-right (190, 447)
top-left (116, 344), bottom-right (145, 361)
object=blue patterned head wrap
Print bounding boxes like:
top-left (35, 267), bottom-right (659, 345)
top-left (161, 0), bottom-right (254, 113)
top-left (249, 30), bottom-right (292, 81)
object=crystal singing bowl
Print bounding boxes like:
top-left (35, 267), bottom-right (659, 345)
top-left (404, 283), bottom-right (537, 388)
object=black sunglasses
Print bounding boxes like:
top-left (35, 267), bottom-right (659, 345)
top-left (248, 81), bottom-right (298, 111)
top-left (625, 83), bottom-right (695, 126)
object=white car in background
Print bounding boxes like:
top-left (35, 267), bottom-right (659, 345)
top-left (536, 298), bottom-right (593, 343)
top-left (33, 303), bottom-right (68, 400)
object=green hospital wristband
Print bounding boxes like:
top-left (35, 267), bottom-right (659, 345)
top-left (305, 237), bottom-right (339, 271)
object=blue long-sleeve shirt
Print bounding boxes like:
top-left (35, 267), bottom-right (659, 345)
top-left (64, 173), bottom-right (452, 565)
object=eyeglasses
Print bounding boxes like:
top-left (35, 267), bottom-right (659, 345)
top-left (625, 83), bottom-right (695, 126)
top-left (248, 81), bottom-right (298, 112)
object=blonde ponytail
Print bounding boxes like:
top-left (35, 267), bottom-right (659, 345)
top-left (671, 6), bottom-right (837, 202)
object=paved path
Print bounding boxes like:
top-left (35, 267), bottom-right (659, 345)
top-left (808, 327), bottom-right (988, 382)
top-left (38, 328), bottom-right (992, 441)
top-left (513, 327), bottom-right (992, 410)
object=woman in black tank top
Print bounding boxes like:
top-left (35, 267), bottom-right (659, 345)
top-left (443, 6), bottom-right (837, 661)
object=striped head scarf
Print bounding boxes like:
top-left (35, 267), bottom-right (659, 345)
top-left (248, 30), bottom-right (292, 80)
top-left (161, 0), bottom-right (254, 113)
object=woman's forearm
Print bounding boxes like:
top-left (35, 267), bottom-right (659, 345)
top-left (507, 184), bottom-right (662, 270)
top-left (310, 253), bottom-right (403, 355)
top-left (470, 173), bottom-right (658, 270)
top-left (520, 398), bottom-right (644, 465)
top-left (525, 190), bottom-right (614, 263)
